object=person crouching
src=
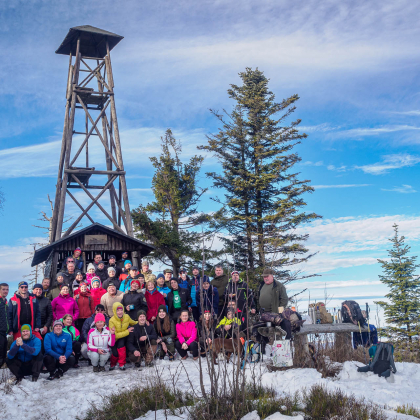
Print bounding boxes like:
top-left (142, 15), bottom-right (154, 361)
top-left (87, 313), bottom-right (115, 372)
top-left (6, 324), bottom-right (43, 384)
top-left (127, 310), bottom-right (157, 368)
top-left (175, 310), bottom-right (199, 360)
top-left (43, 320), bottom-right (76, 380)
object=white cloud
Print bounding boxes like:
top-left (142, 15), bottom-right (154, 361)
top-left (356, 154), bottom-right (420, 175)
top-left (382, 184), bottom-right (417, 193)
top-left (334, 125), bottom-right (420, 138)
top-left (390, 110), bottom-right (420, 116)
top-left (0, 127), bottom-right (210, 179)
top-left (327, 164), bottom-right (347, 172)
top-left (302, 161), bottom-right (324, 166)
top-left (313, 184), bottom-right (371, 189)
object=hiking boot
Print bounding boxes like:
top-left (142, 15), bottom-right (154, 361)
top-left (134, 362), bottom-right (141, 368)
top-left (57, 368), bottom-right (64, 378)
top-left (31, 376), bottom-right (38, 382)
top-left (169, 356), bottom-right (174, 362)
top-left (93, 366), bottom-right (99, 373)
top-left (145, 361), bottom-right (153, 367)
top-left (46, 372), bottom-right (56, 381)
top-left (14, 377), bottom-right (23, 385)
top-left (99, 366), bottom-right (105, 372)
top-left (109, 365), bottom-right (116, 371)
top-left (73, 363), bottom-right (80, 369)
top-left (119, 365), bottom-right (126, 371)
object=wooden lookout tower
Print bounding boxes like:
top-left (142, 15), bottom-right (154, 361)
top-left (32, 25), bottom-right (153, 279)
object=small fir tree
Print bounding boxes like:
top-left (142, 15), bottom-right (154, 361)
top-left (375, 224), bottom-right (420, 342)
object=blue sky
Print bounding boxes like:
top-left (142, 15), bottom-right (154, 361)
top-left (1, 0), bottom-right (420, 320)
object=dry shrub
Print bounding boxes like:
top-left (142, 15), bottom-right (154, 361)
top-left (396, 404), bottom-right (420, 418)
top-left (392, 339), bottom-right (420, 363)
top-left (293, 334), bottom-right (370, 378)
top-left (82, 382), bottom-right (194, 420)
top-left (303, 384), bottom-right (387, 420)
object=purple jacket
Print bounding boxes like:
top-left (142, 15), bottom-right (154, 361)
top-left (51, 294), bottom-right (79, 323)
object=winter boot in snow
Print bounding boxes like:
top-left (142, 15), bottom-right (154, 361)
top-left (93, 366), bottom-right (99, 372)
top-left (99, 366), bottom-right (105, 372)
top-left (119, 365), bottom-right (126, 371)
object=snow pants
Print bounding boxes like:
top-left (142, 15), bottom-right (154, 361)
top-left (110, 338), bottom-right (126, 367)
top-left (43, 354), bottom-right (76, 373)
top-left (175, 340), bottom-right (199, 358)
top-left (88, 350), bottom-right (110, 367)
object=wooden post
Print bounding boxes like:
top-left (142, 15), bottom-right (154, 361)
top-left (97, 58), bottom-right (118, 223)
top-left (50, 52), bottom-right (73, 242)
top-left (55, 37), bottom-right (81, 241)
top-left (105, 40), bottom-right (134, 237)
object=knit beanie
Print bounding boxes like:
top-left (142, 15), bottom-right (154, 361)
top-left (33, 283), bottom-right (43, 290)
top-left (124, 260), bottom-right (132, 267)
top-left (131, 279), bottom-right (141, 287)
top-left (158, 304), bottom-right (168, 314)
top-left (87, 263), bottom-right (95, 271)
top-left (157, 273), bottom-right (164, 279)
top-left (108, 266), bottom-right (116, 274)
top-left (137, 309), bottom-right (147, 318)
top-left (91, 277), bottom-right (101, 286)
top-left (94, 313), bottom-right (106, 323)
top-left (53, 320), bottom-right (63, 327)
top-left (21, 324), bottom-right (31, 332)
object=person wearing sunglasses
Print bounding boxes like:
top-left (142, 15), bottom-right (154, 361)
top-left (8, 281), bottom-right (42, 341)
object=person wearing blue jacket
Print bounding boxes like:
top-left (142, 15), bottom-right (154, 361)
top-left (6, 324), bottom-right (42, 383)
top-left (196, 276), bottom-right (219, 316)
top-left (43, 319), bottom-right (75, 380)
top-left (156, 274), bottom-right (171, 299)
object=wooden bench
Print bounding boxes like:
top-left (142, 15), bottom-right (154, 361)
top-left (294, 323), bottom-right (369, 362)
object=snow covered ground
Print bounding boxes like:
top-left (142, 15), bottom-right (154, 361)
top-left (0, 354), bottom-right (418, 420)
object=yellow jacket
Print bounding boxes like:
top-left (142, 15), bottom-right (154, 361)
top-left (109, 302), bottom-right (137, 340)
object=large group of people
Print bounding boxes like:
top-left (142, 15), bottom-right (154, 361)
top-left (0, 250), bottom-right (290, 384)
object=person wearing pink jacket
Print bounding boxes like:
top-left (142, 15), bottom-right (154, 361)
top-left (175, 310), bottom-right (198, 360)
top-left (87, 313), bottom-right (116, 372)
top-left (51, 286), bottom-right (79, 324)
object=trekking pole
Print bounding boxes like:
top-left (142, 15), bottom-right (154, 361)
top-left (366, 302), bottom-right (371, 345)
top-left (358, 321), bottom-right (368, 364)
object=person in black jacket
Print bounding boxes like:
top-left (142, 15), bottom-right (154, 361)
top-left (127, 310), bottom-right (157, 367)
top-left (121, 280), bottom-right (148, 321)
top-left (32, 284), bottom-right (52, 338)
top-left (167, 279), bottom-right (192, 322)
top-left (0, 282), bottom-right (9, 368)
top-left (95, 261), bottom-right (108, 283)
top-left (224, 271), bottom-right (255, 315)
top-left (154, 305), bottom-right (176, 360)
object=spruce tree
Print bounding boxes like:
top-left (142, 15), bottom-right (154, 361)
top-left (132, 129), bottom-right (219, 275)
top-left (375, 224), bottom-right (420, 342)
top-left (200, 68), bottom-right (320, 282)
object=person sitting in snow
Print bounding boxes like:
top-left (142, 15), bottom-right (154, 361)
top-left (109, 302), bottom-right (137, 370)
top-left (6, 324), bottom-right (43, 384)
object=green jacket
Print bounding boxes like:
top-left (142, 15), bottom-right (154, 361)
top-left (258, 280), bottom-right (288, 312)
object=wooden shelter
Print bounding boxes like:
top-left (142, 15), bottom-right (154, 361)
top-left (31, 223), bottom-right (154, 280)
top-left (30, 26), bottom-right (155, 280)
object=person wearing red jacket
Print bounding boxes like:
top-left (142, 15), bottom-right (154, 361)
top-left (175, 310), bottom-right (198, 360)
top-left (90, 278), bottom-right (107, 309)
top-left (144, 281), bottom-right (165, 323)
top-left (74, 283), bottom-right (95, 332)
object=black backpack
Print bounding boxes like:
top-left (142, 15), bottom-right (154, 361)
top-left (370, 343), bottom-right (397, 376)
top-left (341, 300), bottom-right (365, 325)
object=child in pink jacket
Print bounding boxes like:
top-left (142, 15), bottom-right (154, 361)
top-left (175, 309), bottom-right (198, 359)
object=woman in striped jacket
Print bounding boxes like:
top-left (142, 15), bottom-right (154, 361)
top-left (87, 313), bottom-right (115, 372)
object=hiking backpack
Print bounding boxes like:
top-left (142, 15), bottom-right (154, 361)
top-left (341, 300), bottom-right (365, 325)
top-left (369, 343), bottom-right (397, 376)
top-left (241, 340), bottom-right (261, 368)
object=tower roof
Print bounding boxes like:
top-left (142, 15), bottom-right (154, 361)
top-left (55, 25), bottom-right (123, 58)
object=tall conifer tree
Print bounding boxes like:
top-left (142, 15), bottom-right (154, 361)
top-left (376, 224), bottom-right (420, 342)
top-left (200, 68), bottom-right (320, 281)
